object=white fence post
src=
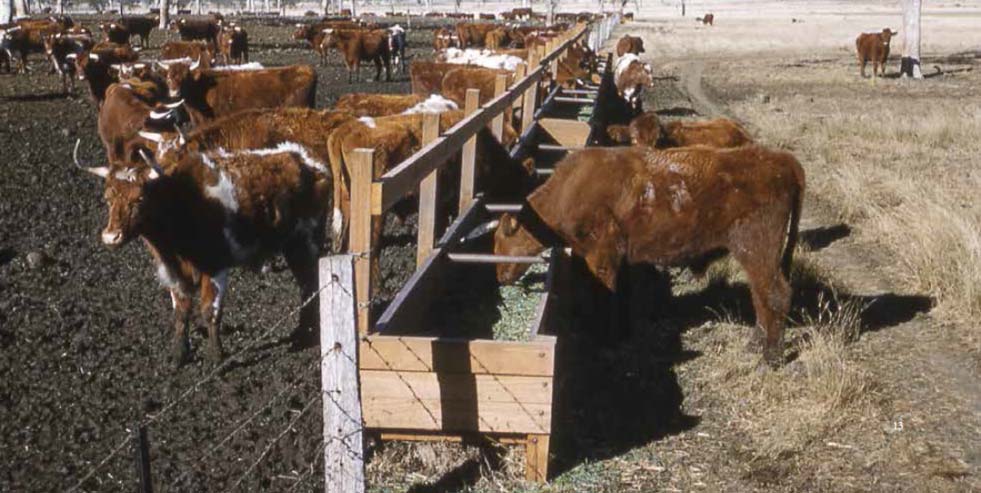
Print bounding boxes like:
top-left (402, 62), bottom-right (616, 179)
top-left (320, 255), bottom-right (365, 493)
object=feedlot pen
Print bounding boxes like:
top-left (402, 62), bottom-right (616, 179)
top-left (319, 16), bottom-right (619, 486)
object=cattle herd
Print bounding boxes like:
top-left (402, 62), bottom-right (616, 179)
top-left (0, 8), bottom-right (904, 371)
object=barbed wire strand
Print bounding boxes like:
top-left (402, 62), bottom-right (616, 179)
top-left (69, 280), bottom-right (332, 492)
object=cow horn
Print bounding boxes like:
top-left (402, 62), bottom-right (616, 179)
top-left (149, 109), bottom-right (173, 120)
top-left (72, 139), bottom-right (109, 178)
top-left (138, 131), bottom-right (164, 143)
top-left (174, 124), bottom-right (187, 146)
top-left (138, 149), bottom-right (164, 177)
top-left (462, 219), bottom-right (500, 242)
top-left (189, 56), bottom-right (201, 71)
top-left (89, 53), bottom-right (100, 61)
top-left (163, 99), bottom-right (184, 109)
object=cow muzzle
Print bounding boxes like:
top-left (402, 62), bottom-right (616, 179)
top-left (168, 88), bottom-right (180, 98)
top-left (101, 229), bottom-right (124, 247)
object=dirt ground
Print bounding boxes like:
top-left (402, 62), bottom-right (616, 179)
top-left (2, 3), bottom-right (979, 492)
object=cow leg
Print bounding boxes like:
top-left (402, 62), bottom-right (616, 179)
top-left (283, 237), bottom-right (319, 348)
top-left (374, 57), bottom-right (382, 82)
top-left (730, 220), bottom-right (792, 367)
top-left (198, 270), bottom-right (228, 362)
top-left (859, 59), bottom-right (866, 78)
top-left (170, 288), bottom-right (193, 367)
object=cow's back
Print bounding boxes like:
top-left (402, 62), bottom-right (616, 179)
top-left (205, 65), bottom-right (316, 116)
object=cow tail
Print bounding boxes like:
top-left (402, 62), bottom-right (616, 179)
top-left (781, 164), bottom-right (805, 278)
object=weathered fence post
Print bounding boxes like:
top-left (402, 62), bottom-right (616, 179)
top-left (491, 74), bottom-right (508, 141)
top-left (522, 52), bottom-right (540, 132)
top-left (416, 113), bottom-right (441, 266)
top-left (349, 148), bottom-right (375, 335)
top-left (132, 425), bottom-right (152, 493)
top-left (459, 89), bottom-right (480, 212)
top-left (320, 255), bottom-right (365, 493)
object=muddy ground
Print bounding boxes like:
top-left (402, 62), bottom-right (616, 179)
top-left (0, 16), bottom-right (445, 492)
top-left (3, 7), bottom-right (979, 493)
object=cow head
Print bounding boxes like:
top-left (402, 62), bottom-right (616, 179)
top-left (163, 58), bottom-right (201, 98)
top-left (292, 24), bottom-right (312, 41)
top-left (880, 28), bottom-right (898, 46)
top-left (73, 139), bottom-right (163, 248)
top-left (73, 51), bottom-right (101, 80)
top-left (320, 28), bottom-right (338, 49)
top-left (493, 213), bottom-right (545, 284)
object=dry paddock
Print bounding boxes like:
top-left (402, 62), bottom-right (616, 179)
top-left (2, 4), bottom-right (980, 493)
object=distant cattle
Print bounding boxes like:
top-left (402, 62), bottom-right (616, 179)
top-left (856, 28), bottom-right (897, 78)
top-left (456, 22), bottom-right (497, 48)
top-left (321, 28), bottom-right (391, 82)
top-left (492, 144), bottom-right (804, 366)
top-left (698, 13), bottom-right (715, 25)
top-left (99, 22), bottom-right (130, 45)
top-left (75, 140), bottom-right (331, 366)
top-left (217, 24), bottom-right (248, 65)
top-left (432, 27), bottom-right (459, 51)
top-left (3, 19), bottom-right (60, 72)
top-left (388, 25), bottom-right (407, 73)
top-left (43, 33), bottom-right (93, 93)
top-left (118, 16), bottom-right (156, 48)
top-left (170, 18), bottom-right (220, 47)
top-left (616, 35), bottom-right (644, 57)
top-left (614, 53), bottom-right (653, 111)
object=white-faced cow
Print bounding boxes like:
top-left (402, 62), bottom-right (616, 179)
top-left (74, 140), bottom-right (330, 365)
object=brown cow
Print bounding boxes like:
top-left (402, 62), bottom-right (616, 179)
top-left (334, 93), bottom-right (434, 116)
top-left (700, 13), bottom-right (715, 25)
top-left (321, 28), bottom-right (391, 82)
top-left (97, 82), bottom-right (167, 161)
top-left (169, 17), bottom-right (220, 48)
top-left (856, 28), bottom-right (897, 78)
top-left (615, 34), bottom-right (645, 57)
top-left (74, 43), bottom-right (140, 105)
top-left (3, 19), bottom-right (61, 72)
top-left (99, 22), bottom-right (130, 45)
top-left (44, 32), bottom-right (93, 93)
top-left (485, 28), bottom-right (508, 50)
top-left (160, 41), bottom-right (214, 66)
top-left (74, 141), bottom-right (331, 365)
top-left (328, 110), bottom-right (534, 282)
top-left (492, 145), bottom-right (804, 365)
top-left (432, 27), bottom-right (460, 51)
top-left (118, 16), bottom-right (156, 48)
top-left (164, 63), bottom-right (316, 119)
top-left (217, 25), bottom-right (248, 65)
top-left (456, 22), bottom-right (497, 49)
top-left (291, 20), bottom-right (360, 44)
top-left (611, 112), bottom-right (753, 149)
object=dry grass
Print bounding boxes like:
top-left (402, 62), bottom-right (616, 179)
top-left (727, 67), bottom-right (981, 339)
top-left (688, 252), bottom-right (878, 461)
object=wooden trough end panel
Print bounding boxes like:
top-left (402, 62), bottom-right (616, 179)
top-left (539, 118), bottom-right (592, 148)
top-left (360, 335), bottom-right (556, 435)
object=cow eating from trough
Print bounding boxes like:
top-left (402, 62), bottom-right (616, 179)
top-left (74, 140), bottom-right (331, 365)
top-left (490, 145), bottom-right (804, 366)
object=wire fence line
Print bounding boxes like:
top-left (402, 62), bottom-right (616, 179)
top-left (68, 277), bottom-right (335, 492)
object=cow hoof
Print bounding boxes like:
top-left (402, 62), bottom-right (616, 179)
top-left (171, 339), bottom-right (192, 368)
top-left (207, 344), bottom-right (225, 363)
top-left (744, 332), bottom-right (764, 353)
top-left (763, 347), bottom-right (785, 368)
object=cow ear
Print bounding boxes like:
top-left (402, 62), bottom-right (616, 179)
top-left (521, 157), bottom-right (535, 176)
top-left (580, 217), bottom-right (624, 291)
top-left (501, 214), bottom-right (519, 235)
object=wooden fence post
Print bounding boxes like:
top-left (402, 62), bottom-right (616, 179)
top-left (512, 62), bottom-right (527, 114)
top-left (320, 255), bottom-right (365, 493)
top-left (522, 52), bottom-right (540, 132)
top-left (349, 149), bottom-right (374, 335)
top-left (491, 74), bottom-right (508, 142)
top-left (132, 425), bottom-right (152, 493)
top-left (416, 113), bottom-right (440, 267)
top-left (459, 89), bottom-right (480, 213)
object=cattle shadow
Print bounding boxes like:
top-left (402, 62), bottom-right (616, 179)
top-left (656, 106), bottom-right (699, 117)
top-left (401, 440), bottom-right (506, 493)
top-left (800, 223), bottom-right (851, 251)
top-left (1, 92), bottom-right (72, 102)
